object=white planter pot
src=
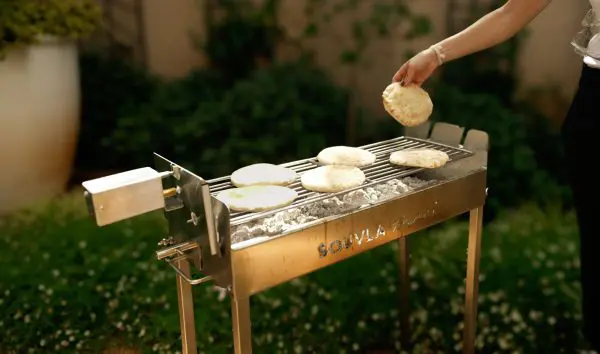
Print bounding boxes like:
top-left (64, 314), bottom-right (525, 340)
top-left (0, 37), bottom-right (80, 214)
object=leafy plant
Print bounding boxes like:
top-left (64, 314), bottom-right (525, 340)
top-left (428, 83), bottom-right (571, 218)
top-left (201, 0), bottom-right (282, 83)
top-left (300, 0), bottom-right (432, 66)
top-left (90, 60), bottom-right (349, 177)
top-left (0, 0), bottom-right (103, 59)
top-left (200, 0), bottom-right (432, 144)
top-left (76, 51), bottom-right (160, 171)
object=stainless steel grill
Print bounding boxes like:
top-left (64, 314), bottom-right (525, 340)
top-left (81, 121), bottom-right (488, 354)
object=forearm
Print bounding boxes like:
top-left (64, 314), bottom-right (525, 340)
top-left (433, 0), bottom-right (550, 63)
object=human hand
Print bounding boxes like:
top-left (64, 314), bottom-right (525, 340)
top-left (392, 47), bottom-right (440, 86)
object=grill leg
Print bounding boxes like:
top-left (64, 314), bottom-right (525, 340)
top-left (231, 295), bottom-right (252, 354)
top-left (463, 206), bottom-right (483, 354)
top-left (175, 260), bottom-right (197, 354)
top-left (398, 236), bottom-right (411, 350)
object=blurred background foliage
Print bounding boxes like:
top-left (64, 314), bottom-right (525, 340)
top-left (76, 0), bottom-right (570, 220)
top-left (1, 0), bottom-right (582, 352)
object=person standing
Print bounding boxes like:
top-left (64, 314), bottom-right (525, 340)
top-left (392, 0), bottom-right (600, 351)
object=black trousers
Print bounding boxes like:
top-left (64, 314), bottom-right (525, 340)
top-left (562, 64), bottom-right (600, 350)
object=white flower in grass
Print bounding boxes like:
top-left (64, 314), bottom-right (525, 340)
top-left (509, 309), bottom-right (522, 323)
top-left (475, 335), bottom-right (485, 349)
top-left (489, 247), bottom-right (502, 263)
top-left (498, 335), bottom-right (510, 350)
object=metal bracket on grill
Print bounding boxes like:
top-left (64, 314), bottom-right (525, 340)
top-left (200, 183), bottom-right (220, 257)
top-left (406, 122), bottom-right (489, 182)
top-left (156, 240), bottom-right (213, 285)
top-left (153, 153), bottom-right (234, 289)
top-left (154, 154), bottom-right (222, 258)
top-left (82, 167), bottom-right (177, 226)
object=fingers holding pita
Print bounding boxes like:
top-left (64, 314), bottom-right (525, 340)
top-left (393, 63), bottom-right (408, 83)
top-left (402, 66), bottom-right (416, 86)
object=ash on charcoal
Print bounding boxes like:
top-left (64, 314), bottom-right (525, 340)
top-left (230, 176), bottom-right (435, 244)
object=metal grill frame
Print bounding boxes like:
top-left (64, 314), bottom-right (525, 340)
top-left (154, 123), bottom-right (487, 354)
top-left (81, 121), bottom-right (488, 354)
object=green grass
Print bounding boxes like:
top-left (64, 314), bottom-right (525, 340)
top-left (0, 194), bottom-right (585, 353)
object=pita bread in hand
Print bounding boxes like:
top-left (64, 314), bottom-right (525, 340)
top-left (382, 82), bottom-right (433, 127)
top-left (301, 165), bottom-right (366, 193)
top-left (317, 146), bottom-right (376, 167)
top-left (217, 185), bottom-right (298, 212)
top-left (230, 163), bottom-right (297, 187)
top-left (389, 149), bottom-right (449, 169)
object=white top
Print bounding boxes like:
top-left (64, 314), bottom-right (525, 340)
top-left (573, 2), bottom-right (600, 68)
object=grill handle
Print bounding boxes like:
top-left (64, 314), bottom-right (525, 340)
top-left (157, 241), bottom-right (213, 285)
top-left (168, 258), bottom-right (213, 285)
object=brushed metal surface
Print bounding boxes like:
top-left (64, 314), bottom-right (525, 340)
top-left (229, 169), bottom-right (486, 297)
top-left (82, 167), bottom-right (166, 226)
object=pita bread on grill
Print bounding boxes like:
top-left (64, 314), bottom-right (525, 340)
top-left (217, 185), bottom-right (298, 212)
top-left (382, 82), bottom-right (433, 127)
top-left (389, 149), bottom-right (449, 169)
top-left (317, 146), bottom-right (376, 167)
top-left (230, 163), bottom-right (297, 187)
top-left (301, 165), bottom-right (366, 193)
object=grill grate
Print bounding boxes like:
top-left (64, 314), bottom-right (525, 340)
top-left (206, 137), bottom-right (473, 226)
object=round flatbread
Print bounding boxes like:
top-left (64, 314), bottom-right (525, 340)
top-left (382, 82), bottom-right (433, 127)
top-left (230, 163), bottom-right (297, 187)
top-left (389, 149), bottom-right (449, 169)
top-left (301, 165), bottom-right (366, 193)
top-left (317, 146), bottom-right (376, 167)
top-left (217, 185), bottom-right (298, 212)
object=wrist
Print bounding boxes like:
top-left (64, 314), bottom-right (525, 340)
top-left (427, 44), bottom-right (446, 66)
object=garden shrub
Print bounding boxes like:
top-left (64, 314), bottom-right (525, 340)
top-left (78, 57), bottom-right (349, 178)
top-left (0, 0), bottom-right (102, 59)
top-left (0, 195), bottom-right (586, 353)
top-left (76, 52), bottom-right (160, 170)
top-left (428, 83), bottom-right (571, 218)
